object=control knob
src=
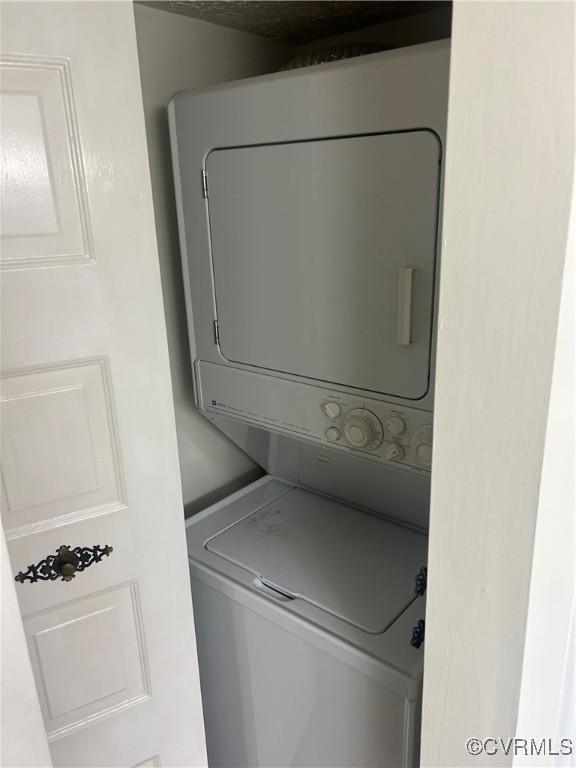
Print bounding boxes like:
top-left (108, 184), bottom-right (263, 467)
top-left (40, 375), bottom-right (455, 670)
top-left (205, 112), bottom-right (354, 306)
top-left (412, 426), bottom-right (433, 468)
top-left (416, 442), bottom-right (432, 465)
top-left (325, 426), bottom-right (341, 442)
top-left (322, 401), bottom-right (342, 420)
top-left (384, 443), bottom-right (405, 462)
top-left (384, 417), bottom-right (406, 437)
top-left (343, 409), bottom-right (383, 451)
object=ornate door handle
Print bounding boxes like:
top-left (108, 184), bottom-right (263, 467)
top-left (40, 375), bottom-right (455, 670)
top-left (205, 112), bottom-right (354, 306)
top-left (15, 544), bottom-right (113, 584)
top-left (410, 619), bottom-right (425, 649)
top-left (414, 565), bottom-right (427, 596)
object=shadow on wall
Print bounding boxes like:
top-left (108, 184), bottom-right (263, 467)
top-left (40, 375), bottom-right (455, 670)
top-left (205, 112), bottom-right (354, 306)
top-left (183, 469), bottom-right (263, 520)
top-left (135, 3), bottom-right (288, 509)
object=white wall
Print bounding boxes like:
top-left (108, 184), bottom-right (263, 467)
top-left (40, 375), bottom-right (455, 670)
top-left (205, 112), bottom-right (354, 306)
top-left (134, 4), bottom-right (288, 513)
top-left (513, 140), bottom-right (575, 766)
top-left (422, 2), bottom-right (574, 766)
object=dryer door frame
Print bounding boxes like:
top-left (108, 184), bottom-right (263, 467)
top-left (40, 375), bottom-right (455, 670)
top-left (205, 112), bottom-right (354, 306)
top-left (205, 129), bottom-right (442, 401)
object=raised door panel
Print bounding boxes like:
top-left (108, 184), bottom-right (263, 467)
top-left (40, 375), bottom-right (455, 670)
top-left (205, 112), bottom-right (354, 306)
top-left (207, 131), bottom-right (441, 399)
top-left (27, 582), bottom-right (150, 735)
top-left (1, 359), bottom-right (125, 532)
top-left (0, 55), bottom-right (93, 269)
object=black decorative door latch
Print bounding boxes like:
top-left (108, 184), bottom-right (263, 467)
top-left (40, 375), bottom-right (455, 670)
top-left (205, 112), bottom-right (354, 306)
top-left (414, 565), bottom-right (427, 596)
top-left (410, 619), bottom-right (425, 649)
top-left (15, 544), bottom-right (113, 584)
top-left (410, 565), bottom-right (427, 649)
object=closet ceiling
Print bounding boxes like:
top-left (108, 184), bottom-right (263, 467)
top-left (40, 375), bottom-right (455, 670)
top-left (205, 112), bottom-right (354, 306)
top-left (139, 1), bottom-right (451, 44)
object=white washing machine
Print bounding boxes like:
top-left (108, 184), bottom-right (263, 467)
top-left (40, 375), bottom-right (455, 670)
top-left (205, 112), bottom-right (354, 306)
top-left (186, 478), bottom-right (428, 767)
top-left (170, 41), bottom-right (450, 767)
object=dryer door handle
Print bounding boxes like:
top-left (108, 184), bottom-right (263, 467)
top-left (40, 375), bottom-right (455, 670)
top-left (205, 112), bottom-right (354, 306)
top-left (396, 266), bottom-right (415, 346)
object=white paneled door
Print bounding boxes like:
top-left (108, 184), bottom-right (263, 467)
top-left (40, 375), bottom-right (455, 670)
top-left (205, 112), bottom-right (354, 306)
top-left (0, 3), bottom-right (207, 766)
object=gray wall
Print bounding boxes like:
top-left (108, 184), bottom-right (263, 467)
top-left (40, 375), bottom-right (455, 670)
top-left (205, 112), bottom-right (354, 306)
top-left (294, 5), bottom-right (451, 55)
top-left (134, 4), bottom-right (288, 513)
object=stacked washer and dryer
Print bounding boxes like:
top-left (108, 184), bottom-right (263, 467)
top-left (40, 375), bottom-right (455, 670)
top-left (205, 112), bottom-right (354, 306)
top-left (169, 40), bottom-right (450, 768)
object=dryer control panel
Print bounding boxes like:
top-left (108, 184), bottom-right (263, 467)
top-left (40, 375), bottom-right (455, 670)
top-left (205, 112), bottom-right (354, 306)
top-left (320, 398), bottom-right (433, 472)
top-left (196, 361), bottom-right (433, 475)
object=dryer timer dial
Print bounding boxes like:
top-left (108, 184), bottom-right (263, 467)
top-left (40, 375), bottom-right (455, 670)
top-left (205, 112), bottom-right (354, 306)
top-left (343, 409), bottom-right (383, 451)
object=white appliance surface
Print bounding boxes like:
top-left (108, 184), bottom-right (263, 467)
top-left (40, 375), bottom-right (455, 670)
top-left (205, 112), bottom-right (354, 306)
top-left (186, 476), bottom-right (427, 767)
top-left (205, 487), bottom-right (427, 633)
top-left (196, 360), bottom-right (434, 476)
top-left (169, 40), bottom-right (450, 424)
top-left (186, 476), bottom-right (427, 688)
top-left (172, 43), bottom-right (448, 767)
top-left (207, 130), bottom-right (440, 399)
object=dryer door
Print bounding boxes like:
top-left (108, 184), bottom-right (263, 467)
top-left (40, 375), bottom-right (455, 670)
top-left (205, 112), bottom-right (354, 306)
top-left (207, 130), bottom-right (441, 399)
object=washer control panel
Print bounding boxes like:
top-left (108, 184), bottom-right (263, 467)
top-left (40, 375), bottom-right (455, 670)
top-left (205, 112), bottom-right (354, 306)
top-left (197, 361), bottom-right (433, 474)
top-left (321, 398), bottom-right (433, 472)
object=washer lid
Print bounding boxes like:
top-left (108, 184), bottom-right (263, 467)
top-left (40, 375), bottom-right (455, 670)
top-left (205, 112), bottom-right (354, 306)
top-left (205, 488), bottom-right (427, 634)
